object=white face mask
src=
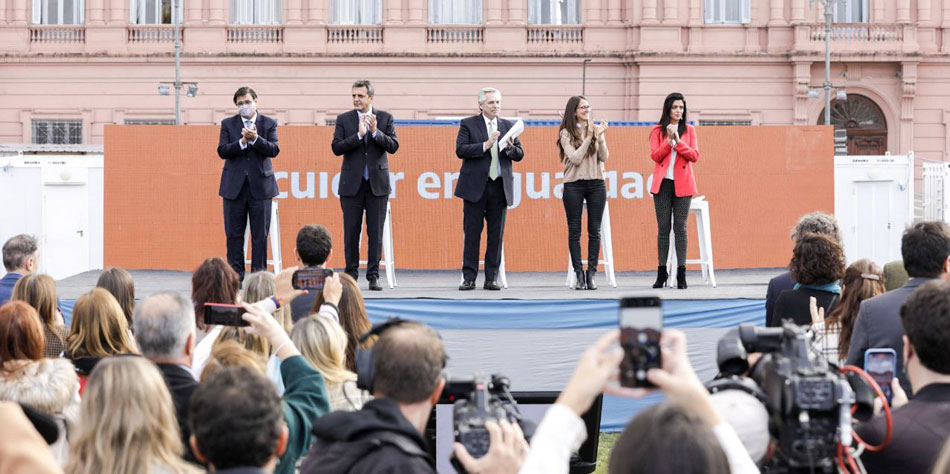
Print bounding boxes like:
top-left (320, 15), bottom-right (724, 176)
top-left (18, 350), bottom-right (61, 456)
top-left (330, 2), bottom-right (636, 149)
top-left (238, 103), bottom-right (255, 118)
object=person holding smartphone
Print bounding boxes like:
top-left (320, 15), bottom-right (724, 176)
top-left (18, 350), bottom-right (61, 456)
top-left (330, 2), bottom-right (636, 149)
top-left (854, 279), bottom-right (950, 474)
top-left (557, 95), bottom-right (609, 290)
top-left (649, 92), bottom-right (700, 290)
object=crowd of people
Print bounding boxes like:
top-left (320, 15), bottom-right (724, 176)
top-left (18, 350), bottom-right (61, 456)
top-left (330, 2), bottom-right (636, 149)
top-left (3, 212), bottom-right (950, 474)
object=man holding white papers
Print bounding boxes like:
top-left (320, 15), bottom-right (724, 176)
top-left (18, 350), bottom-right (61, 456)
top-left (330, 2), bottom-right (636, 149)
top-left (454, 87), bottom-right (524, 291)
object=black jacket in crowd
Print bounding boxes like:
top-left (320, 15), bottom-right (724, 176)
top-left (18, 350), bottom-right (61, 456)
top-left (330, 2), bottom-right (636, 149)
top-left (156, 363), bottom-right (199, 461)
top-left (299, 398), bottom-right (433, 474)
top-left (856, 383), bottom-right (950, 474)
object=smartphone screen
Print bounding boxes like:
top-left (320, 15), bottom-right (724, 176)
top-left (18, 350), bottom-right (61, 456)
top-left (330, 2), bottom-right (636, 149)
top-left (203, 303), bottom-right (249, 327)
top-left (619, 297), bottom-right (663, 388)
top-left (292, 268), bottom-right (331, 290)
top-left (864, 349), bottom-right (897, 404)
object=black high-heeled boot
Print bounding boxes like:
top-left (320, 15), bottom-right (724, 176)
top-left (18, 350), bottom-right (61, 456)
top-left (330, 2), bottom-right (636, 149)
top-left (586, 268), bottom-right (598, 290)
top-left (677, 266), bottom-right (688, 289)
top-left (652, 266), bottom-right (668, 289)
top-left (574, 270), bottom-right (587, 290)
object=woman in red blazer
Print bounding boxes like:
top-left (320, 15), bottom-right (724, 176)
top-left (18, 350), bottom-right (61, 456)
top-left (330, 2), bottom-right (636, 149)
top-left (649, 92), bottom-right (700, 289)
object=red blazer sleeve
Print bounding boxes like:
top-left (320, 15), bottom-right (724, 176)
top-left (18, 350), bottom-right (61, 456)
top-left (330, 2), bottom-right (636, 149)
top-left (649, 126), bottom-right (671, 163)
top-left (673, 125), bottom-right (700, 163)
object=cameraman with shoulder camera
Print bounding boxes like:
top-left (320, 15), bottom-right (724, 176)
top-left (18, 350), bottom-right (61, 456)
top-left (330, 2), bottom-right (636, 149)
top-left (300, 321), bottom-right (529, 474)
top-left (855, 280), bottom-right (950, 474)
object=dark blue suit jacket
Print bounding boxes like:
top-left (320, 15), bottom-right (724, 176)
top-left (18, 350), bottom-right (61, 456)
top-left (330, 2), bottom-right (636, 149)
top-left (765, 271), bottom-right (796, 326)
top-left (331, 109), bottom-right (399, 198)
top-left (0, 272), bottom-right (23, 306)
top-left (454, 115), bottom-right (524, 206)
top-left (217, 113), bottom-right (280, 200)
top-left (845, 277), bottom-right (933, 396)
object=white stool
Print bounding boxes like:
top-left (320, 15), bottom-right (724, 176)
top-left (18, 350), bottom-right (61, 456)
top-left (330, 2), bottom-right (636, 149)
top-left (565, 200), bottom-right (618, 288)
top-left (358, 201), bottom-right (397, 289)
top-left (243, 199), bottom-right (283, 273)
top-left (666, 196), bottom-right (716, 287)
top-left (460, 244), bottom-right (508, 289)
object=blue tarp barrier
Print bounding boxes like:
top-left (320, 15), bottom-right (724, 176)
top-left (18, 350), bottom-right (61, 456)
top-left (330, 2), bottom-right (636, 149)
top-left (363, 298), bottom-right (765, 329)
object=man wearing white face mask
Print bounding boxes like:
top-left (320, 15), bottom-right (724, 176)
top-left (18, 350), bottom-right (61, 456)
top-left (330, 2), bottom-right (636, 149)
top-left (217, 86), bottom-right (281, 281)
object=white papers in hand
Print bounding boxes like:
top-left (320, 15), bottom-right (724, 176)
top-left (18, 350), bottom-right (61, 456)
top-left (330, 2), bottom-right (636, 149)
top-left (498, 119), bottom-right (524, 152)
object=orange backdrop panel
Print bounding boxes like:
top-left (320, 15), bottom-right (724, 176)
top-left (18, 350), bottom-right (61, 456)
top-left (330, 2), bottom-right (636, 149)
top-left (104, 124), bottom-right (833, 272)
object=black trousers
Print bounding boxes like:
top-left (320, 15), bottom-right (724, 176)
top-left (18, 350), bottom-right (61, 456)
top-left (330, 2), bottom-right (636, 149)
top-left (462, 179), bottom-right (507, 282)
top-left (653, 178), bottom-right (692, 266)
top-left (341, 178), bottom-right (387, 280)
top-left (223, 178), bottom-right (272, 280)
top-left (562, 179), bottom-right (607, 272)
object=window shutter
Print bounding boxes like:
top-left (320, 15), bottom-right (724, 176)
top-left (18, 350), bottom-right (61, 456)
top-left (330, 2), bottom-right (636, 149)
top-left (32, 0), bottom-right (42, 24)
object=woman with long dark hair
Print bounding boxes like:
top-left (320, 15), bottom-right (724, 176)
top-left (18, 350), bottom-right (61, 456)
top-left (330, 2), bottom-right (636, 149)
top-left (649, 92), bottom-right (700, 289)
top-left (557, 95), bottom-right (608, 290)
top-left (812, 259), bottom-right (884, 365)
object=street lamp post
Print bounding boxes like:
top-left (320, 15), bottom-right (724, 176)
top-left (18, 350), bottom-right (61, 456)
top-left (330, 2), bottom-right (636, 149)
top-left (822, 0), bottom-right (832, 126)
top-left (173, 0), bottom-right (182, 124)
top-left (811, 0), bottom-right (838, 125)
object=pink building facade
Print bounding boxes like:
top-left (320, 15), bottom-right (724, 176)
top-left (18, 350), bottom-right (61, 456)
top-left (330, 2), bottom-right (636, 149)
top-left (0, 0), bottom-right (946, 159)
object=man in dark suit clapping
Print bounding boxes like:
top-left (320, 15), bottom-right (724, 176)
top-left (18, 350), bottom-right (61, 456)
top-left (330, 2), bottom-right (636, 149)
top-left (331, 80), bottom-right (399, 291)
top-left (216, 86), bottom-right (280, 281)
top-left (455, 87), bottom-right (524, 291)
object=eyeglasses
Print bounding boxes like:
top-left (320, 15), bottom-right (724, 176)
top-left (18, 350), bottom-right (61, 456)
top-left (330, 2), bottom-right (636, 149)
top-left (577, 105), bottom-right (592, 111)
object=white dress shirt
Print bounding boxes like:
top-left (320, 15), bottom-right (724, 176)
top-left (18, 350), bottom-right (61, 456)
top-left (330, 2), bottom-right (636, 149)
top-left (238, 112), bottom-right (259, 149)
top-left (357, 107), bottom-right (378, 140)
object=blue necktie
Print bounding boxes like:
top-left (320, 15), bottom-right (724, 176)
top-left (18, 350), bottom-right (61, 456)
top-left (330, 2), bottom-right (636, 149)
top-left (362, 115), bottom-right (370, 180)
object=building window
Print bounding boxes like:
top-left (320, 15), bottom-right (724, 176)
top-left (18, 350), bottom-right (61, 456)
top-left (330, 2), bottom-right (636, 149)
top-left (124, 119), bottom-right (176, 125)
top-left (330, 0), bottom-right (381, 25)
top-left (32, 0), bottom-right (84, 24)
top-left (699, 119), bottom-right (752, 126)
top-left (528, 0), bottom-right (580, 25)
top-left (231, 0), bottom-right (281, 24)
top-left (32, 119), bottom-right (82, 145)
top-left (130, 0), bottom-right (183, 24)
top-left (703, 0), bottom-right (750, 25)
top-left (833, 0), bottom-right (868, 22)
top-left (428, 0), bottom-right (482, 24)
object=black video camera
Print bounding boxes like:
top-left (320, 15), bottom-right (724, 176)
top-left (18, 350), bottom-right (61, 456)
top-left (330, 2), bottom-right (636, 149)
top-left (444, 374), bottom-right (534, 473)
top-left (711, 322), bottom-right (874, 473)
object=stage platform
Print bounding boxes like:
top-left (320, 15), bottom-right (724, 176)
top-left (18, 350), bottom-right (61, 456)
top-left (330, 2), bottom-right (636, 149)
top-left (56, 268), bottom-right (776, 431)
top-left (57, 268), bottom-right (775, 301)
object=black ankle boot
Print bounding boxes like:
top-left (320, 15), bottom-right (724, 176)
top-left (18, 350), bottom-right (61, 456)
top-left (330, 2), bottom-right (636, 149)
top-left (574, 270), bottom-right (587, 290)
top-left (586, 268), bottom-right (598, 290)
top-left (652, 266), bottom-right (668, 289)
top-left (677, 266), bottom-right (687, 289)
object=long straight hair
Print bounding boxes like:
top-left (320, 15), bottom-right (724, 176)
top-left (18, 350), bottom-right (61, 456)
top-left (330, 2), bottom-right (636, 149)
top-left (66, 288), bottom-right (138, 358)
top-left (96, 267), bottom-right (136, 329)
top-left (65, 357), bottom-right (199, 474)
top-left (825, 259), bottom-right (885, 360)
top-left (11, 273), bottom-right (62, 339)
top-left (312, 273), bottom-right (372, 373)
top-left (291, 315), bottom-right (356, 386)
top-left (657, 92), bottom-right (688, 139)
top-left (556, 95), bottom-right (598, 163)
